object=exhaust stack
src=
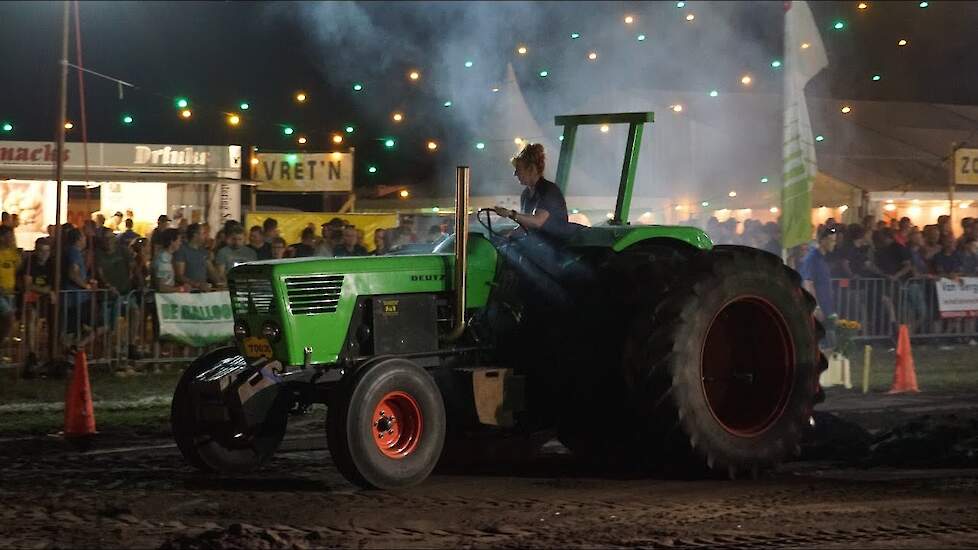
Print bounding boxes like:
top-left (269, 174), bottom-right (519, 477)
top-left (446, 166), bottom-right (470, 342)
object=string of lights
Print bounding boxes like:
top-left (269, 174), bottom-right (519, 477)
top-left (0, 1), bottom-right (928, 192)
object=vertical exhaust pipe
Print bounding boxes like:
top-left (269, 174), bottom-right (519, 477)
top-left (445, 166), bottom-right (470, 342)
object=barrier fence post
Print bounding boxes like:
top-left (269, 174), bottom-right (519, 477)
top-left (862, 344), bottom-right (872, 394)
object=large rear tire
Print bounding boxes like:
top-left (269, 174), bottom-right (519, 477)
top-left (623, 246), bottom-right (825, 477)
top-left (326, 358), bottom-right (446, 489)
top-left (171, 347), bottom-right (287, 473)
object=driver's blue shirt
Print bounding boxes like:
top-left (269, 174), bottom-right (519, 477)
top-left (520, 177), bottom-right (569, 240)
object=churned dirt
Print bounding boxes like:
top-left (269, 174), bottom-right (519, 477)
top-left (2, 392), bottom-right (978, 549)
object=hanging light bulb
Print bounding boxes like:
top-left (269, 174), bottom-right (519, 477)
top-left (392, 112), bottom-right (404, 122)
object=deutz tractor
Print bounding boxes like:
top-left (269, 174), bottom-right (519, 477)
top-left (171, 112), bottom-right (826, 489)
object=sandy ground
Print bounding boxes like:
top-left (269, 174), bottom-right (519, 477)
top-left (2, 390), bottom-right (978, 549)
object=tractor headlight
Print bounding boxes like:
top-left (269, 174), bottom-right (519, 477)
top-left (261, 321), bottom-right (282, 342)
top-left (233, 320), bottom-right (250, 340)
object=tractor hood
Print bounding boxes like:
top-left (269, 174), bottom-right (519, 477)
top-left (227, 237), bottom-right (498, 367)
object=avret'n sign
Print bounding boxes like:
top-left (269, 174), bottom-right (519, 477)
top-left (251, 152), bottom-right (353, 192)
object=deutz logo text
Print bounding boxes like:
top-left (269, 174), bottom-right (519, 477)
top-left (411, 274), bottom-right (446, 281)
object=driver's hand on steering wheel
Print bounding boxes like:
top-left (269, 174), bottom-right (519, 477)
top-left (493, 206), bottom-right (514, 219)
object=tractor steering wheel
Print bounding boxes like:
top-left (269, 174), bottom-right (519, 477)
top-left (477, 208), bottom-right (519, 243)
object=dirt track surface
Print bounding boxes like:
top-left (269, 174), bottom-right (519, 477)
top-left (2, 419), bottom-right (978, 550)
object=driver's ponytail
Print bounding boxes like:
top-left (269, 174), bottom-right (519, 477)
top-left (511, 143), bottom-right (545, 174)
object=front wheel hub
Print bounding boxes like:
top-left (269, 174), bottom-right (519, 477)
top-left (372, 391), bottom-right (423, 458)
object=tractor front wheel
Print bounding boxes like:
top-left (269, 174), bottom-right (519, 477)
top-left (624, 246), bottom-right (824, 477)
top-left (326, 358), bottom-right (446, 489)
top-left (171, 347), bottom-right (288, 473)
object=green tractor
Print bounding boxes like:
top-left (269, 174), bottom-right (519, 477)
top-left (171, 112), bottom-right (826, 489)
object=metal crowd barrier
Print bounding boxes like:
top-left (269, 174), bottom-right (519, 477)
top-left (1, 288), bottom-right (227, 375)
top-left (830, 277), bottom-right (978, 343)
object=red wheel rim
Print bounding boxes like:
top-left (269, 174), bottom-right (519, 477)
top-left (371, 391), bottom-right (423, 459)
top-left (701, 296), bottom-right (795, 437)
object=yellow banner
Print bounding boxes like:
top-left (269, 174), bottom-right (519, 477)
top-left (245, 212), bottom-right (398, 253)
top-left (251, 152), bottom-right (353, 192)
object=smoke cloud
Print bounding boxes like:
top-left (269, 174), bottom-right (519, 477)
top-left (274, 1), bottom-right (785, 222)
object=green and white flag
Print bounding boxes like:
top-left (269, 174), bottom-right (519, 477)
top-left (155, 291), bottom-right (234, 347)
top-left (782, 0), bottom-right (828, 249)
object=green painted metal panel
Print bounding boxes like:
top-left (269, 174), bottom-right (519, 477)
top-left (612, 122), bottom-right (643, 225)
top-left (554, 124), bottom-right (577, 193)
top-left (554, 112), bottom-right (655, 126)
top-left (229, 234), bottom-right (497, 367)
top-left (568, 225), bottom-right (713, 252)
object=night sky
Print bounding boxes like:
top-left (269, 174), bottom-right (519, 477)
top-left (1, 1), bottom-right (975, 198)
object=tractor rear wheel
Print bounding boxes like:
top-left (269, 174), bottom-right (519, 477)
top-left (326, 358), bottom-right (446, 489)
top-left (171, 347), bottom-right (288, 473)
top-left (624, 245), bottom-right (825, 477)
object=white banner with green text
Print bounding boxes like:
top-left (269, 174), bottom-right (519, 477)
top-left (155, 291), bottom-right (235, 347)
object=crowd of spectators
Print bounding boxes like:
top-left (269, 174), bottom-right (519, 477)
top-left (0, 209), bottom-right (453, 369)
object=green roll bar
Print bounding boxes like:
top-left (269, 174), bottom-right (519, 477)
top-left (553, 112), bottom-right (654, 226)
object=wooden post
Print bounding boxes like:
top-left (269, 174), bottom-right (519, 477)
top-left (861, 344), bottom-right (872, 394)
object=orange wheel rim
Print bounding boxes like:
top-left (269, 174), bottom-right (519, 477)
top-left (372, 391), bottom-right (423, 459)
top-left (700, 296), bottom-right (795, 437)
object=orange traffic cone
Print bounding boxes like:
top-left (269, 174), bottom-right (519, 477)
top-left (64, 350), bottom-right (96, 445)
top-left (888, 324), bottom-right (920, 394)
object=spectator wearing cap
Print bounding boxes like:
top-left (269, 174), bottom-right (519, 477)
top-left (799, 226), bottom-right (837, 322)
top-left (153, 228), bottom-right (186, 293)
top-left (316, 218), bottom-right (344, 256)
top-left (247, 225), bottom-right (272, 260)
top-left (333, 226), bottom-right (368, 257)
top-left (214, 224), bottom-right (257, 282)
top-left (104, 211), bottom-right (124, 232)
top-left (175, 223), bottom-right (216, 291)
top-left (289, 227), bottom-right (318, 258)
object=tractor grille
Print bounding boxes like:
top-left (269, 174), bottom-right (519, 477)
top-left (284, 275), bottom-right (344, 315)
top-left (228, 278), bottom-right (275, 315)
